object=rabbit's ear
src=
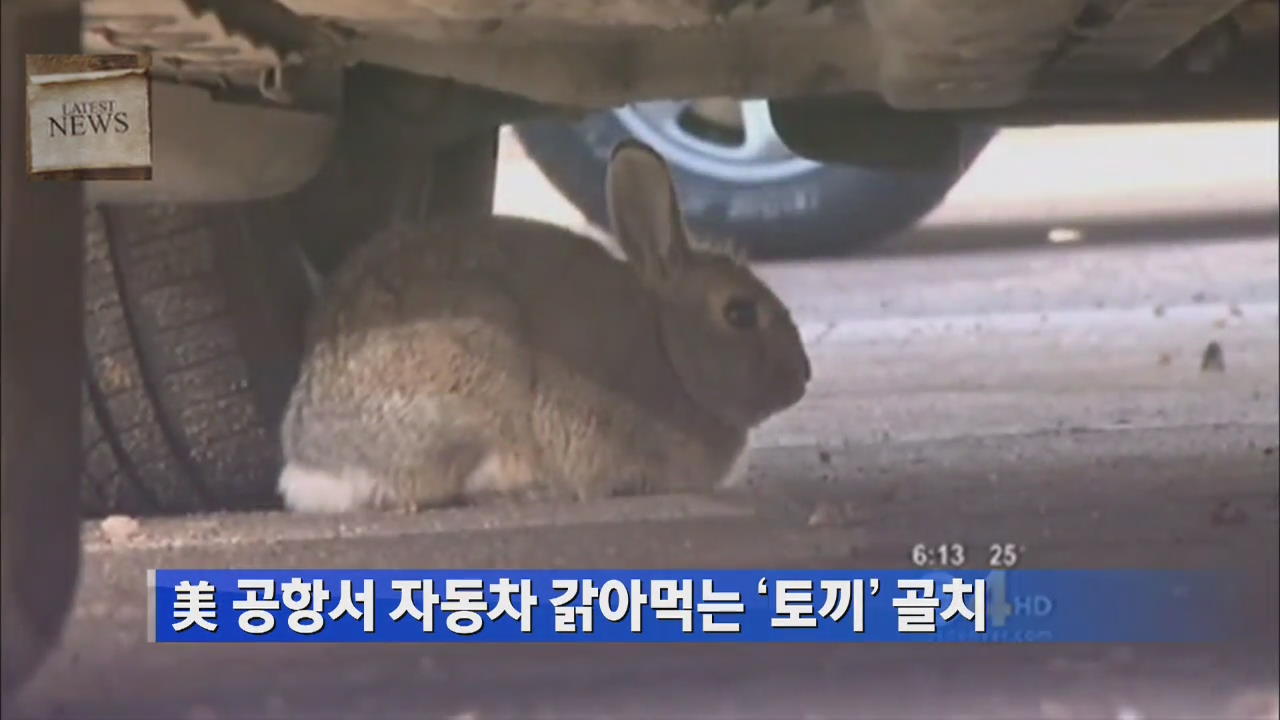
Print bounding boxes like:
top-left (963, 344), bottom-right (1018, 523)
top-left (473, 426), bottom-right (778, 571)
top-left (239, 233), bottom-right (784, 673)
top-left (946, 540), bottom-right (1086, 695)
top-left (605, 140), bottom-right (691, 283)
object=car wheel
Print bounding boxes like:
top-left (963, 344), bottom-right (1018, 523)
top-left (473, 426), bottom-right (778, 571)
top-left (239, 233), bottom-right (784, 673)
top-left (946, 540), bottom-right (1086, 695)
top-left (515, 99), bottom-right (979, 259)
top-left (2, 0), bottom-right (84, 704)
top-left (78, 74), bottom-right (502, 516)
top-left (79, 200), bottom-right (313, 517)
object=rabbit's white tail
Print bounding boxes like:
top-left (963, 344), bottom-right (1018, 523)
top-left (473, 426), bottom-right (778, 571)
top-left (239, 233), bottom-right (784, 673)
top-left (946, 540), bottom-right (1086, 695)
top-left (278, 462), bottom-right (386, 513)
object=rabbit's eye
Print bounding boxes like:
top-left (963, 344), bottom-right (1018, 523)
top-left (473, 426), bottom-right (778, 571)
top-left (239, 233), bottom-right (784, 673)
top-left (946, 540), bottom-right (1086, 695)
top-left (723, 297), bottom-right (758, 329)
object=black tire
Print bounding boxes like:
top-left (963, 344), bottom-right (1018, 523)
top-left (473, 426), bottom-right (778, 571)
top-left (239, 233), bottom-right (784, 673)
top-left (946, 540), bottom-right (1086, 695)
top-left (514, 111), bottom-right (978, 259)
top-left (78, 98), bottom-right (499, 518)
top-left (79, 200), bottom-right (312, 517)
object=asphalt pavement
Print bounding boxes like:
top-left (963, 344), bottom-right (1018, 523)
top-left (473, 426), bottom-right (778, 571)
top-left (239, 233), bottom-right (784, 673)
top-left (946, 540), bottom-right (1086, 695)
top-left (8, 125), bottom-right (1280, 720)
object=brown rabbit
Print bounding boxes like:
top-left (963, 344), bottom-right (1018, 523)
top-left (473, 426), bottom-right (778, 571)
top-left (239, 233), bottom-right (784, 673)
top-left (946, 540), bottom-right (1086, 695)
top-left (278, 140), bottom-right (811, 512)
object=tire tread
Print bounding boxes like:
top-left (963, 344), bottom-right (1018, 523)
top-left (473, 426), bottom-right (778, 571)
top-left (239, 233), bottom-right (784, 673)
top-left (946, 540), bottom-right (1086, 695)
top-left (79, 204), bottom-right (304, 516)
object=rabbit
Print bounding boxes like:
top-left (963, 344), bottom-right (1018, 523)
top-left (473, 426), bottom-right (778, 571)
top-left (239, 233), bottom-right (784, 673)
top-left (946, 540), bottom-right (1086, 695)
top-left (277, 139), bottom-right (811, 513)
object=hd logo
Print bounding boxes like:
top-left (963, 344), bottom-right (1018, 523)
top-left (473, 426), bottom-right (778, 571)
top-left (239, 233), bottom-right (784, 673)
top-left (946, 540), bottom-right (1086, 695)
top-left (919, 569), bottom-right (1054, 629)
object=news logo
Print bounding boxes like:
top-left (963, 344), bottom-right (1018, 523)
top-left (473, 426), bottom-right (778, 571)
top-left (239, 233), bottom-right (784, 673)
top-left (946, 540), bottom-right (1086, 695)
top-left (25, 53), bottom-right (152, 180)
top-left (149, 569), bottom-right (1229, 644)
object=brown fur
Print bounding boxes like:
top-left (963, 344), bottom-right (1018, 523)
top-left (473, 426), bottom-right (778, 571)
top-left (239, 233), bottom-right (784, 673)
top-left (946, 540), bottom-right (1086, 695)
top-left (279, 141), bottom-right (810, 512)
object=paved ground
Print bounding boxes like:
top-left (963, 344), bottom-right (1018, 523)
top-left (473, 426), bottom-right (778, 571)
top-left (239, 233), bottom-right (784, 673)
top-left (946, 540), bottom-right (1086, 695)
top-left (9, 127), bottom-right (1280, 719)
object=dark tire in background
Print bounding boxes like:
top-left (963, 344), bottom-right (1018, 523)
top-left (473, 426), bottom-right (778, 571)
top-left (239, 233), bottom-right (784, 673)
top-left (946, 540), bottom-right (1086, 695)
top-left (79, 201), bottom-right (313, 517)
top-left (515, 102), bottom-right (985, 259)
top-left (78, 100), bottom-right (501, 518)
